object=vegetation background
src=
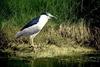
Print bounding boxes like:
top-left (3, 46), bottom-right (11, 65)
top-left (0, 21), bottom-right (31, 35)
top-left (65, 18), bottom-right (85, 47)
top-left (0, 0), bottom-right (100, 58)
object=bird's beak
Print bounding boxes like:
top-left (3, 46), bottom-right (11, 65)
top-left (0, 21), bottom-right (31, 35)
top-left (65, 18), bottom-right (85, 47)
top-left (49, 14), bottom-right (57, 19)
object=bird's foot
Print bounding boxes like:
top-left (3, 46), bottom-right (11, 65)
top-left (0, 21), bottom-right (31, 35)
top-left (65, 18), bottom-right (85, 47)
top-left (30, 45), bottom-right (38, 52)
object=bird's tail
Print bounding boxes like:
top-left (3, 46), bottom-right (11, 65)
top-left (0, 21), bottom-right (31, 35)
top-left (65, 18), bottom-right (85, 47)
top-left (15, 31), bottom-right (22, 38)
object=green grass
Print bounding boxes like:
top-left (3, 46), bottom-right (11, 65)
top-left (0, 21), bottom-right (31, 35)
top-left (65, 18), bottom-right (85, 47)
top-left (4, 43), bottom-right (94, 58)
top-left (1, 18), bottom-right (95, 58)
top-left (0, 0), bottom-right (80, 23)
top-left (0, 0), bottom-right (96, 58)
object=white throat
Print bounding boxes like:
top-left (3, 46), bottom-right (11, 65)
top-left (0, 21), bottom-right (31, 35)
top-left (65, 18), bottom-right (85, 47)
top-left (37, 15), bottom-right (49, 29)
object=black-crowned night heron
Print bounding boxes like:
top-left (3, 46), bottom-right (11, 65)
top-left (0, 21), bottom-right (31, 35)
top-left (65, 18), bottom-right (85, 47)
top-left (16, 12), bottom-right (56, 46)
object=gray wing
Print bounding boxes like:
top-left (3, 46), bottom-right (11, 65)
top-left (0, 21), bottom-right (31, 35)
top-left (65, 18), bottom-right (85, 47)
top-left (16, 26), bottom-right (40, 38)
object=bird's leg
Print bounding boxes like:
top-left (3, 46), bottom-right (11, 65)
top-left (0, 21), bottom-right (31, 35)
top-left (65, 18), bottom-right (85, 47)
top-left (30, 35), bottom-right (36, 52)
top-left (30, 32), bottom-right (40, 51)
top-left (30, 35), bottom-right (34, 47)
top-left (30, 34), bottom-right (38, 52)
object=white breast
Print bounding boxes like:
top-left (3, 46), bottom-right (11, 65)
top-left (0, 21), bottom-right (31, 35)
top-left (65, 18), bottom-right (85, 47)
top-left (37, 15), bottom-right (49, 30)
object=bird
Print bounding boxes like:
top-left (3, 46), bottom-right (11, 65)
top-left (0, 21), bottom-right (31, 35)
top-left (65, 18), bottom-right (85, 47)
top-left (16, 12), bottom-right (56, 46)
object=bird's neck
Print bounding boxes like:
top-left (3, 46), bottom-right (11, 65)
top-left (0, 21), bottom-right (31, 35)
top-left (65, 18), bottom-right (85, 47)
top-left (37, 15), bottom-right (49, 29)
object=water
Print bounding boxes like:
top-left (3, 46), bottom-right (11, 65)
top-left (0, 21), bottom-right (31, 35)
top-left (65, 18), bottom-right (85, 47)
top-left (0, 51), bottom-right (100, 67)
